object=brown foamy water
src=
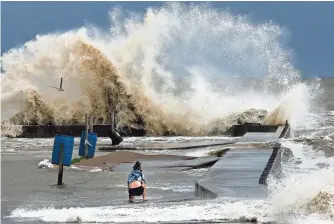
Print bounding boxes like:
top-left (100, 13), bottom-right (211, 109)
top-left (0, 3), bottom-right (324, 137)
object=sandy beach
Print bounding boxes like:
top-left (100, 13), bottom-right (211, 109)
top-left (75, 151), bottom-right (197, 168)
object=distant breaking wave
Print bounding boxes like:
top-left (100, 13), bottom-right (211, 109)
top-left (0, 2), bottom-right (321, 136)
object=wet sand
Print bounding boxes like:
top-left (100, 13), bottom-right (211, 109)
top-left (1, 151), bottom-right (206, 223)
top-left (75, 151), bottom-right (197, 168)
top-left (98, 139), bottom-right (235, 151)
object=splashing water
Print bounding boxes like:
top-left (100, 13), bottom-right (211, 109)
top-left (0, 3), bottom-right (322, 135)
top-left (8, 140), bottom-right (334, 224)
top-left (266, 140), bottom-right (334, 224)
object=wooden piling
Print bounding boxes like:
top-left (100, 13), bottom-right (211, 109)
top-left (110, 110), bottom-right (115, 133)
top-left (57, 143), bottom-right (64, 185)
top-left (89, 115), bottom-right (94, 132)
top-left (85, 113), bottom-right (89, 159)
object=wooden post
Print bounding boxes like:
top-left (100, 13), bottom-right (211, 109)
top-left (110, 110), bottom-right (115, 133)
top-left (89, 115), bottom-right (94, 132)
top-left (113, 111), bottom-right (116, 129)
top-left (85, 113), bottom-right (89, 159)
top-left (57, 143), bottom-right (64, 185)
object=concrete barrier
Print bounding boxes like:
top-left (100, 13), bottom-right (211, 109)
top-left (18, 125), bottom-right (145, 138)
top-left (195, 122), bottom-right (291, 199)
top-left (195, 148), bottom-right (274, 199)
top-left (15, 122), bottom-right (283, 139)
top-left (229, 123), bottom-right (279, 137)
top-left (259, 143), bottom-right (294, 185)
top-left (195, 181), bottom-right (218, 199)
top-left (258, 145), bottom-right (280, 185)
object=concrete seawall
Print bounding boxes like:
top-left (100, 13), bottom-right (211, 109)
top-left (195, 123), bottom-right (290, 199)
top-left (17, 125), bottom-right (145, 138)
top-left (258, 145), bottom-right (281, 185)
top-left (195, 148), bottom-right (275, 199)
top-left (229, 123), bottom-right (279, 137)
top-left (14, 123), bottom-right (283, 138)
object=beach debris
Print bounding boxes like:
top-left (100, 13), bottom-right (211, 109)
top-left (37, 159), bottom-right (54, 169)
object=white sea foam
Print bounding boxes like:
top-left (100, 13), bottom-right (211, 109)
top-left (266, 140), bottom-right (334, 224)
top-left (37, 159), bottom-right (54, 169)
top-left (8, 198), bottom-right (271, 223)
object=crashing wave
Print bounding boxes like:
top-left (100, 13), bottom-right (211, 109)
top-left (1, 3), bottom-right (320, 136)
top-left (1, 120), bottom-right (23, 138)
top-left (305, 191), bottom-right (334, 216)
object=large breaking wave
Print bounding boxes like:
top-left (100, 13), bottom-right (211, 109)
top-left (0, 3), bottom-right (322, 136)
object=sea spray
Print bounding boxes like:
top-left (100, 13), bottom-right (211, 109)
top-left (0, 120), bottom-right (23, 138)
top-left (1, 3), bottom-right (321, 135)
top-left (266, 141), bottom-right (334, 223)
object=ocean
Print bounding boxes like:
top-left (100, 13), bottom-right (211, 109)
top-left (1, 3), bottom-right (334, 223)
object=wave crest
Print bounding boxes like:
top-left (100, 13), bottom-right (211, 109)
top-left (1, 3), bottom-right (321, 136)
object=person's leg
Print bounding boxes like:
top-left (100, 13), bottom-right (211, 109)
top-left (141, 183), bottom-right (147, 201)
top-left (128, 189), bottom-right (135, 202)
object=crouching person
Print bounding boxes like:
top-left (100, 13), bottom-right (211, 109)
top-left (127, 161), bottom-right (147, 203)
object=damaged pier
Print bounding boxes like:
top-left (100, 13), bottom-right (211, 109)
top-left (195, 122), bottom-right (291, 199)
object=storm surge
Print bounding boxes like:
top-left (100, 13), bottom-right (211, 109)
top-left (0, 3), bottom-right (321, 136)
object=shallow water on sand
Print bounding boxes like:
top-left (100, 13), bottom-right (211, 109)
top-left (2, 131), bottom-right (334, 224)
top-left (1, 136), bottom-right (241, 224)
